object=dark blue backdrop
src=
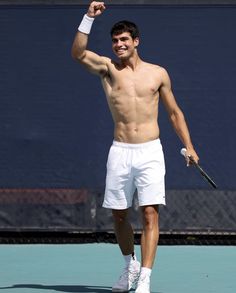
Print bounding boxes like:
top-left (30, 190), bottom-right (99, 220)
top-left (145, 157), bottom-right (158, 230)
top-left (0, 5), bottom-right (235, 190)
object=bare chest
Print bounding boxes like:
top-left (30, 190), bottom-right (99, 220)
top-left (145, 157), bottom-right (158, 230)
top-left (111, 71), bottom-right (159, 98)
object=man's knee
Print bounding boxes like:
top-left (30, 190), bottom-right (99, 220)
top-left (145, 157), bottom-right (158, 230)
top-left (141, 205), bottom-right (159, 228)
top-left (112, 209), bottom-right (129, 224)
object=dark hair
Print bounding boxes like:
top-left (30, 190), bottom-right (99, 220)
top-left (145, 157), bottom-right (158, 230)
top-left (110, 20), bottom-right (140, 39)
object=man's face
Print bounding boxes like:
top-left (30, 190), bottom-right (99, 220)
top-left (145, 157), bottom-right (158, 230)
top-left (111, 32), bottom-right (139, 60)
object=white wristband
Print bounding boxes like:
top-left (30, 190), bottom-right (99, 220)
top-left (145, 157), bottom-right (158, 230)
top-left (78, 14), bottom-right (95, 34)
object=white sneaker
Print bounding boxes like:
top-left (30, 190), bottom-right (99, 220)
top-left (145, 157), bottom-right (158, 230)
top-left (135, 274), bottom-right (150, 293)
top-left (112, 260), bottom-right (141, 292)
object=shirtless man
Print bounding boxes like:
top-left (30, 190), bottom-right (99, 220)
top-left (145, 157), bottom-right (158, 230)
top-left (72, 2), bottom-right (199, 293)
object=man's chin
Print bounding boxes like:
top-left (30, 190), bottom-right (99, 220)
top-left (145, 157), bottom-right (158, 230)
top-left (116, 53), bottom-right (129, 60)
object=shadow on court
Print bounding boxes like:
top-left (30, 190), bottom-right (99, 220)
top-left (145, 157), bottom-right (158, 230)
top-left (0, 284), bottom-right (111, 293)
top-left (0, 284), bottom-right (162, 293)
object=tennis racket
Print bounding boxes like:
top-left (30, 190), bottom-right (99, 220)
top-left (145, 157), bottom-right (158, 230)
top-left (180, 148), bottom-right (217, 189)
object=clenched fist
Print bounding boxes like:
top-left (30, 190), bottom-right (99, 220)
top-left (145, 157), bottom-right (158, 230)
top-left (87, 1), bottom-right (106, 18)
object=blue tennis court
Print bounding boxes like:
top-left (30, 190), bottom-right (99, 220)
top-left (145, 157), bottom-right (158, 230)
top-left (0, 244), bottom-right (235, 293)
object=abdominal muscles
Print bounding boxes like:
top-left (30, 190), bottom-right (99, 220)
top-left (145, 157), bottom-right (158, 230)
top-left (107, 91), bottom-right (160, 143)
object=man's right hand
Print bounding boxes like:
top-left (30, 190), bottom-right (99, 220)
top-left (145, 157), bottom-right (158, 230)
top-left (87, 1), bottom-right (106, 18)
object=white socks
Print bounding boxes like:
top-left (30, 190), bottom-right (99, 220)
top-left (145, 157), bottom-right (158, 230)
top-left (123, 252), bottom-right (137, 267)
top-left (140, 267), bottom-right (152, 279)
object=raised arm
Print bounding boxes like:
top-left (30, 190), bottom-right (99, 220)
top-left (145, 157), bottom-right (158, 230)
top-left (71, 1), bottom-right (109, 76)
top-left (159, 68), bottom-right (199, 164)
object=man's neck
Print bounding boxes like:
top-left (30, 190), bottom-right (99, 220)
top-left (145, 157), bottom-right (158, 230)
top-left (120, 52), bottom-right (142, 71)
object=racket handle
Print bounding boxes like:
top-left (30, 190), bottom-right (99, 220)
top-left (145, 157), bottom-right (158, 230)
top-left (180, 148), bottom-right (217, 188)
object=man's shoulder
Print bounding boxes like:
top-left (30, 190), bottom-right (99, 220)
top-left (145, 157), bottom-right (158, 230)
top-left (143, 61), bottom-right (167, 72)
top-left (100, 55), bottom-right (112, 64)
top-left (104, 58), bottom-right (127, 73)
top-left (142, 62), bottom-right (169, 79)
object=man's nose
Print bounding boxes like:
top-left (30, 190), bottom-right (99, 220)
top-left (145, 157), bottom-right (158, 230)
top-left (117, 40), bottom-right (123, 46)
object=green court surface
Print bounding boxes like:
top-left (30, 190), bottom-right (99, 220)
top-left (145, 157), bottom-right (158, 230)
top-left (0, 244), bottom-right (235, 293)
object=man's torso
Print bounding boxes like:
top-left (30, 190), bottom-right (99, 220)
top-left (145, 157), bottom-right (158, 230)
top-left (101, 59), bottom-right (164, 144)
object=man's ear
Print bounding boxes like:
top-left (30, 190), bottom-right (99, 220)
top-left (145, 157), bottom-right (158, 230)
top-left (134, 37), bottom-right (140, 48)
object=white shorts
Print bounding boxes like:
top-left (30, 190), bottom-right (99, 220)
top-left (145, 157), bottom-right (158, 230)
top-left (103, 139), bottom-right (166, 210)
